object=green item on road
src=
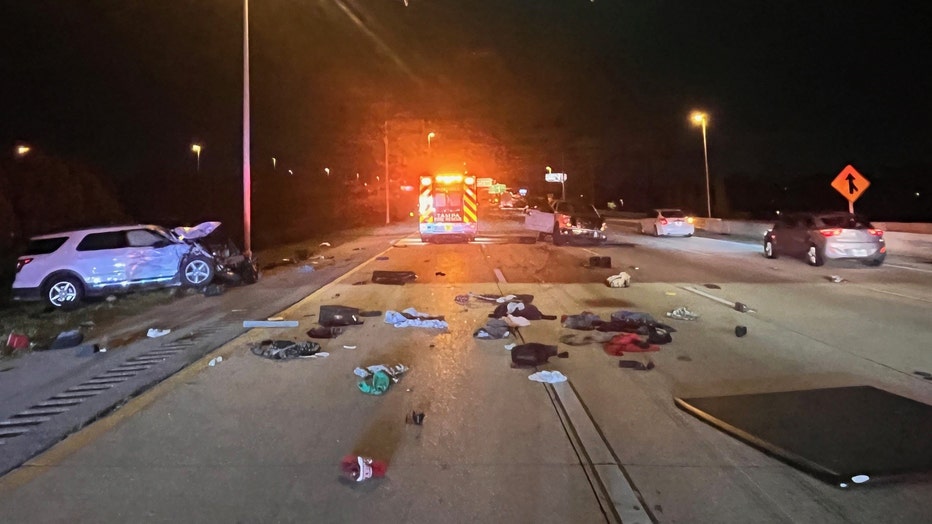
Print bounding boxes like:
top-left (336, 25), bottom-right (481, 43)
top-left (358, 370), bottom-right (392, 395)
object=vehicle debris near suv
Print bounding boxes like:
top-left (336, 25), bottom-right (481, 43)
top-left (12, 222), bottom-right (258, 308)
top-left (763, 212), bottom-right (886, 266)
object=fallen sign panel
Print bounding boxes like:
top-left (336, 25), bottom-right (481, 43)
top-left (675, 385), bottom-right (932, 485)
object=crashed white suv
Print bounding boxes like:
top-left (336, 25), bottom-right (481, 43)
top-left (12, 222), bottom-right (226, 308)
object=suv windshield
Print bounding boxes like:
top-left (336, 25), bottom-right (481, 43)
top-left (661, 210), bottom-right (687, 218)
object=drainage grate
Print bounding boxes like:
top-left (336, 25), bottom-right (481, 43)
top-left (0, 321), bottom-right (220, 444)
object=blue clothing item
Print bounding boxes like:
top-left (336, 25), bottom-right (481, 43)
top-left (562, 312), bottom-right (604, 330)
top-left (384, 310), bottom-right (449, 329)
top-left (611, 310), bottom-right (657, 323)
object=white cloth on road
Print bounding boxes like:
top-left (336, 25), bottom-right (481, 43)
top-left (528, 370), bottom-right (567, 383)
top-left (384, 308), bottom-right (448, 329)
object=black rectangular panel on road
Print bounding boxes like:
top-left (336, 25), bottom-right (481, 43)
top-left (675, 386), bottom-right (932, 484)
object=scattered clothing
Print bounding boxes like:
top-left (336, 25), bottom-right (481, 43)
top-left (606, 272), bottom-right (631, 288)
top-left (512, 343), bottom-right (569, 367)
top-left (561, 312), bottom-right (604, 330)
top-left (384, 308), bottom-right (448, 329)
top-left (603, 333), bottom-right (659, 356)
top-left (147, 328), bottom-right (171, 338)
top-left (666, 307), bottom-right (700, 321)
top-left (355, 364), bottom-right (409, 395)
top-left (454, 294), bottom-right (470, 305)
top-left (250, 339), bottom-right (322, 360)
top-left (528, 370), bottom-right (568, 383)
top-left (49, 330), bottom-right (84, 350)
top-left (504, 314), bottom-right (531, 327)
top-left (473, 318), bottom-right (512, 339)
top-left (504, 343), bottom-right (517, 351)
top-left (619, 359), bottom-right (655, 371)
top-left (559, 332), bottom-right (616, 346)
top-left (490, 302), bottom-right (556, 320)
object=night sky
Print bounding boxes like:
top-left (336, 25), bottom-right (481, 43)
top-left (3, 1), bottom-right (931, 222)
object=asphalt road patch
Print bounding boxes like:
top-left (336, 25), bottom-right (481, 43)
top-left (676, 386), bottom-right (932, 485)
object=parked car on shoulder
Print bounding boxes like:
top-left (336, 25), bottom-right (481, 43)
top-left (525, 200), bottom-right (606, 245)
top-left (639, 209), bottom-right (695, 237)
top-left (763, 212), bottom-right (886, 266)
top-left (11, 222), bottom-right (258, 308)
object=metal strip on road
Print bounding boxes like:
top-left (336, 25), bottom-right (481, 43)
top-left (493, 268), bottom-right (507, 283)
top-left (547, 381), bottom-right (654, 523)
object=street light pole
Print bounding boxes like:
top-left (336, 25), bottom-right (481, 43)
top-left (242, 0), bottom-right (252, 257)
top-left (427, 131), bottom-right (435, 154)
top-left (691, 111), bottom-right (712, 218)
top-left (384, 120), bottom-right (390, 224)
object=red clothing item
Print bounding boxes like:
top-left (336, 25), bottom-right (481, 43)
top-left (603, 333), bottom-right (659, 356)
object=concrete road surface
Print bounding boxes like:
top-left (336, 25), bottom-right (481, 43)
top-left (1, 210), bottom-right (931, 523)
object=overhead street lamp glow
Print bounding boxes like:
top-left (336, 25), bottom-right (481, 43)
top-left (427, 131), bottom-right (435, 152)
top-left (690, 110), bottom-right (712, 218)
top-left (191, 143), bottom-right (202, 173)
top-left (15, 145), bottom-right (31, 157)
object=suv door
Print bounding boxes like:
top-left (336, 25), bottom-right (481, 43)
top-left (74, 231), bottom-right (131, 286)
top-left (124, 228), bottom-right (184, 282)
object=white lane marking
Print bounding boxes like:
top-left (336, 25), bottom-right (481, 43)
top-left (860, 286), bottom-right (932, 304)
top-left (493, 268), bottom-right (507, 283)
top-left (886, 263), bottom-right (932, 274)
top-left (582, 248), bottom-right (601, 256)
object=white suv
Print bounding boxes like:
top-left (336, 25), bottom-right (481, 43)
top-left (12, 223), bottom-right (222, 308)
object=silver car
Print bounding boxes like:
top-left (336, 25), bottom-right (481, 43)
top-left (763, 212), bottom-right (886, 266)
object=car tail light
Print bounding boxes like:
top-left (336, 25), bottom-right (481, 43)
top-left (16, 257), bottom-right (33, 273)
top-left (819, 228), bottom-right (842, 237)
top-left (868, 229), bottom-right (884, 237)
top-left (660, 218), bottom-right (668, 225)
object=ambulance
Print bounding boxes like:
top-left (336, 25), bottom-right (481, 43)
top-left (418, 173), bottom-right (479, 242)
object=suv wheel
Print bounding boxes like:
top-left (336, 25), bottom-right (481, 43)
top-left (182, 255), bottom-right (215, 287)
top-left (807, 245), bottom-right (825, 266)
top-left (45, 275), bottom-right (84, 309)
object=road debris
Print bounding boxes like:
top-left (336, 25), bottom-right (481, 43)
top-left (147, 328), bottom-right (171, 338)
top-left (511, 343), bottom-right (568, 367)
top-left (49, 330), bottom-right (84, 349)
top-left (250, 339), bottom-right (322, 360)
top-left (341, 455), bottom-right (387, 483)
top-left (204, 284), bottom-right (225, 297)
top-left (384, 309), bottom-right (448, 329)
top-left (372, 270), bottom-right (417, 285)
top-left (828, 275), bottom-right (846, 283)
top-left (528, 370), bottom-right (567, 383)
top-left (6, 332), bottom-right (30, 350)
top-left (208, 356), bottom-right (223, 366)
top-left (704, 283), bottom-right (721, 289)
top-left (666, 307), bottom-right (700, 321)
top-left (606, 272), bottom-right (632, 288)
top-left (473, 318), bottom-right (512, 339)
top-left (733, 302), bottom-right (752, 312)
top-left (298, 265), bottom-right (315, 273)
top-left (406, 411), bottom-right (425, 425)
top-left (319, 241), bottom-right (331, 247)
top-left (319, 305), bottom-right (365, 326)
top-left (604, 333), bottom-right (659, 356)
top-left (435, 271), bottom-right (446, 276)
top-left (619, 359), bottom-right (655, 371)
top-left (735, 326), bottom-right (748, 337)
top-left (243, 320), bottom-right (299, 328)
top-left (307, 326), bottom-right (344, 339)
top-left (355, 364), bottom-right (409, 394)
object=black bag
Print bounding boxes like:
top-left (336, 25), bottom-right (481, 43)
top-left (319, 305), bottom-right (364, 327)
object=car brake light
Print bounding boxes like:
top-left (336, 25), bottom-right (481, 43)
top-left (868, 228), bottom-right (884, 237)
top-left (16, 257), bottom-right (33, 273)
top-left (819, 228), bottom-right (842, 237)
top-left (660, 218), bottom-right (668, 225)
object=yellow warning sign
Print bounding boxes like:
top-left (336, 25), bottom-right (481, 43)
top-left (831, 165), bottom-right (870, 203)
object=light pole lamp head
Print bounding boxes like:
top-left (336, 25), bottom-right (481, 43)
top-left (15, 145), bottom-right (31, 157)
top-left (191, 144), bottom-right (202, 154)
top-left (690, 111), bottom-right (708, 127)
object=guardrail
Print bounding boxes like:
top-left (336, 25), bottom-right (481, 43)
top-left (604, 214), bottom-right (932, 261)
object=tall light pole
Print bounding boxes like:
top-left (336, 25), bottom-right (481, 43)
top-left (191, 144), bottom-right (202, 174)
top-left (384, 120), bottom-right (390, 224)
top-left (427, 131), bottom-right (435, 154)
top-left (690, 111), bottom-right (712, 218)
top-left (242, 0), bottom-right (252, 257)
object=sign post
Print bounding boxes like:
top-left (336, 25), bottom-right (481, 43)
top-left (830, 164), bottom-right (870, 213)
